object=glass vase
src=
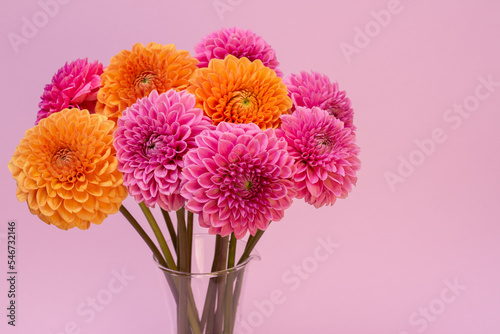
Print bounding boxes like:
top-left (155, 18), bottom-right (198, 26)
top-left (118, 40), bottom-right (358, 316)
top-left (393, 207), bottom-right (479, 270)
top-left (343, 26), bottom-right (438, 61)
top-left (154, 234), bottom-right (260, 334)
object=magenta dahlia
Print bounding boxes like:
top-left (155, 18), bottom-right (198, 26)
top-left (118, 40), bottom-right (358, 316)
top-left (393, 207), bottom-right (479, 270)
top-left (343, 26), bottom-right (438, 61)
top-left (36, 58), bottom-right (103, 124)
top-left (277, 107), bottom-right (360, 208)
top-left (113, 89), bottom-right (214, 211)
top-left (194, 27), bottom-right (283, 77)
top-left (284, 71), bottom-right (355, 130)
top-left (181, 123), bottom-right (296, 239)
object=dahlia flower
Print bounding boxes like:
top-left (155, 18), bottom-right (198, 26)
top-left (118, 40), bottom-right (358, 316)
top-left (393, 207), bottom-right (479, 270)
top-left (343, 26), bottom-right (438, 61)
top-left (284, 71), bottom-right (355, 130)
top-left (194, 27), bottom-right (283, 77)
top-left (114, 90), bottom-right (214, 211)
top-left (277, 107), bottom-right (360, 208)
top-left (96, 42), bottom-right (198, 128)
top-left (8, 108), bottom-right (127, 230)
top-left (181, 122), bottom-right (296, 239)
top-left (187, 55), bottom-right (291, 130)
top-left (36, 58), bottom-right (103, 124)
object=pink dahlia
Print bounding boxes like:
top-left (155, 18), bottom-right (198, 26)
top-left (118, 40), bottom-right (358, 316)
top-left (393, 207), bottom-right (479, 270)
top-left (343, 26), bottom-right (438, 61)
top-left (181, 122), bottom-right (296, 239)
top-left (114, 89), bottom-right (214, 211)
top-left (194, 27), bottom-right (283, 77)
top-left (284, 71), bottom-right (355, 130)
top-left (277, 107), bottom-right (360, 208)
top-left (36, 58), bottom-right (103, 124)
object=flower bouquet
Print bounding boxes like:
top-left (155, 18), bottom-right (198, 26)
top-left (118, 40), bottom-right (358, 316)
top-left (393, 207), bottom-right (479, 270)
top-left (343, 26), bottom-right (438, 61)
top-left (8, 27), bottom-right (360, 333)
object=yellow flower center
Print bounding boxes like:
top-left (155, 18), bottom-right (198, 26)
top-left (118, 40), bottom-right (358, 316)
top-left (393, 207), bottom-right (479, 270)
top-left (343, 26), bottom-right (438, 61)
top-left (52, 148), bottom-right (76, 167)
top-left (315, 134), bottom-right (334, 153)
top-left (51, 148), bottom-right (84, 182)
top-left (226, 90), bottom-right (259, 123)
top-left (134, 71), bottom-right (158, 95)
top-left (238, 176), bottom-right (259, 199)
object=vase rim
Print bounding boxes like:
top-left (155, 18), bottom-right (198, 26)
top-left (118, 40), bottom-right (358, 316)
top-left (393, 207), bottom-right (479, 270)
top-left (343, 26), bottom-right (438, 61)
top-left (153, 233), bottom-right (261, 277)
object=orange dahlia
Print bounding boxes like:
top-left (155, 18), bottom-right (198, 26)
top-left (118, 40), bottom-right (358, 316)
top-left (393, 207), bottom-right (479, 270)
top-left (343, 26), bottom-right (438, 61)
top-left (8, 108), bottom-right (128, 230)
top-left (187, 55), bottom-right (292, 129)
top-left (96, 42), bottom-right (199, 127)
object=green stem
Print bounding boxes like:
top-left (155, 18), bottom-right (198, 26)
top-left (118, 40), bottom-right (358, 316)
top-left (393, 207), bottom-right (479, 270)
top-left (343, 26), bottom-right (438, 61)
top-left (119, 205), bottom-right (167, 268)
top-left (230, 267), bottom-right (247, 330)
top-left (119, 205), bottom-right (180, 307)
top-left (231, 228), bottom-right (267, 329)
top-left (214, 236), bottom-right (230, 332)
top-left (237, 228), bottom-right (266, 265)
top-left (175, 207), bottom-right (191, 334)
top-left (139, 202), bottom-right (177, 270)
top-left (176, 208), bottom-right (189, 271)
top-left (131, 204), bottom-right (201, 333)
top-left (160, 208), bottom-right (177, 252)
top-left (224, 234), bottom-right (237, 333)
top-left (187, 211), bottom-right (194, 272)
top-left (227, 233), bottom-right (237, 268)
top-left (201, 235), bottom-right (222, 331)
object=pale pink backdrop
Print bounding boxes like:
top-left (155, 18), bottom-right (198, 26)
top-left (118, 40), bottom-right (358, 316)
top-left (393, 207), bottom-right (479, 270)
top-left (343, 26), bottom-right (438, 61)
top-left (1, 0), bottom-right (499, 333)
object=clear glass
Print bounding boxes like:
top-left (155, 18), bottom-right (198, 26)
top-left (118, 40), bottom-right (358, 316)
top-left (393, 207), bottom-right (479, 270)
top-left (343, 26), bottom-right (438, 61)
top-left (154, 234), bottom-right (260, 334)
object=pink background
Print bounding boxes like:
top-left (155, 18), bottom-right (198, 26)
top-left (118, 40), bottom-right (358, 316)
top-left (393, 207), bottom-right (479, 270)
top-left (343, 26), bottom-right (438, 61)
top-left (1, 0), bottom-right (500, 333)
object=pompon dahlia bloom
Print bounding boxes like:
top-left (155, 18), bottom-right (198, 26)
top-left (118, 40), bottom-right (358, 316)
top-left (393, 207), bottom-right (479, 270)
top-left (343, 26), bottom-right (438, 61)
top-left (194, 27), bottom-right (283, 77)
top-left (181, 122), bottom-right (297, 239)
top-left (187, 55), bottom-right (292, 129)
top-left (114, 90), bottom-right (214, 211)
top-left (284, 71), bottom-right (355, 130)
top-left (36, 58), bottom-right (103, 124)
top-left (277, 107), bottom-right (360, 208)
top-left (8, 108), bottom-right (128, 230)
top-left (96, 42), bottom-right (199, 128)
